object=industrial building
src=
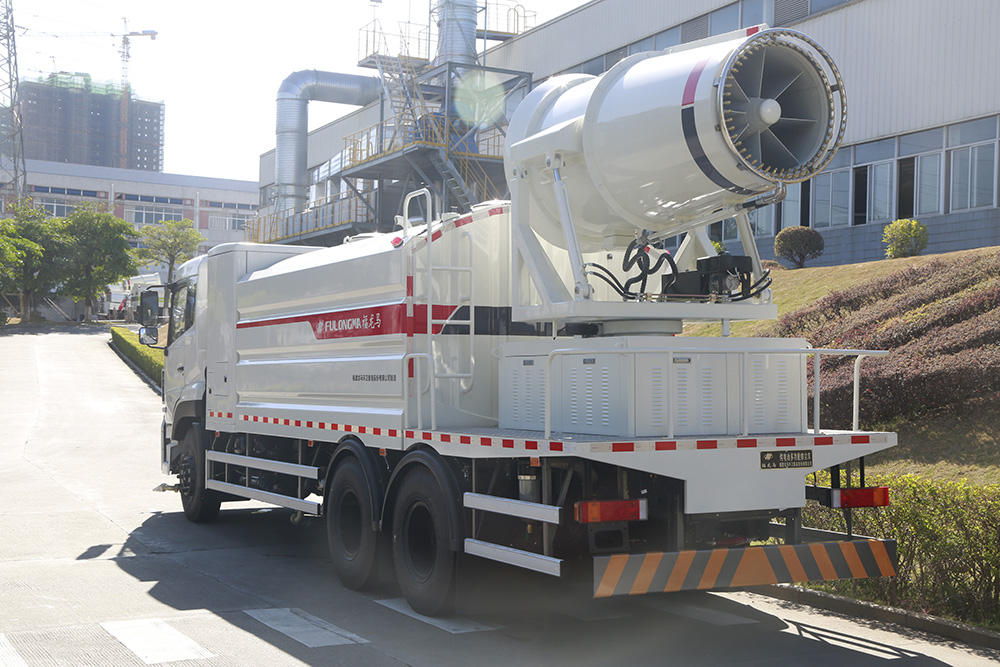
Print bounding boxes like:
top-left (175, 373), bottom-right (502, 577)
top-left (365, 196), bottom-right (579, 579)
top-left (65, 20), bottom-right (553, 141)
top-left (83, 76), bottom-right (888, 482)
top-left (22, 73), bottom-right (164, 172)
top-left (27, 159), bottom-right (257, 254)
top-left (256, 0), bottom-right (999, 266)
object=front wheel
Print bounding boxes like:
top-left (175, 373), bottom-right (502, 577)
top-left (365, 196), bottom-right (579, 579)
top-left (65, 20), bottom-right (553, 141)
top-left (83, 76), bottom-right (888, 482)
top-left (177, 428), bottom-right (221, 523)
top-left (392, 467), bottom-right (456, 616)
top-left (327, 458), bottom-right (379, 590)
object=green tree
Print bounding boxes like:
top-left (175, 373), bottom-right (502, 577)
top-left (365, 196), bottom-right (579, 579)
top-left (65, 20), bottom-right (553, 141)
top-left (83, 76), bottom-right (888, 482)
top-left (774, 226), bottom-right (825, 269)
top-left (58, 205), bottom-right (137, 321)
top-left (883, 218), bottom-right (929, 259)
top-left (133, 218), bottom-right (205, 283)
top-left (0, 200), bottom-right (64, 320)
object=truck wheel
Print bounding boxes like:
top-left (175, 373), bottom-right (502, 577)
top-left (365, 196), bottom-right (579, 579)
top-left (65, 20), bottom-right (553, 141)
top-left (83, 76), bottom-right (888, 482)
top-left (327, 458), bottom-right (378, 590)
top-left (392, 467), bottom-right (455, 616)
top-left (178, 429), bottom-right (221, 523)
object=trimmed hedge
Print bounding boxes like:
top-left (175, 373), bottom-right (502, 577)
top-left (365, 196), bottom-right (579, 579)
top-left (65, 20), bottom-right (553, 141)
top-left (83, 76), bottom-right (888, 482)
top-left (802, 473), bottom-right (1000, 628)
top-left (110, 326), bottom-right (164, 386)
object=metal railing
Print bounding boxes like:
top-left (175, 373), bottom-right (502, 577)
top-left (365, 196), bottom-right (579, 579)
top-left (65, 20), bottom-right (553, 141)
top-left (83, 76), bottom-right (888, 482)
top-left (246, 188), bottom-right (373, 244)
top-left (542, 346), bottom-right (889, 439)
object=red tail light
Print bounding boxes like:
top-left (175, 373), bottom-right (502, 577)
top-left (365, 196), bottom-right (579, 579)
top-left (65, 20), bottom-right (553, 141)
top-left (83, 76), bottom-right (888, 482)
top-left (834, 487), bottom-right (889, 508)
top-left (574, 499), bottom-right (648, 523)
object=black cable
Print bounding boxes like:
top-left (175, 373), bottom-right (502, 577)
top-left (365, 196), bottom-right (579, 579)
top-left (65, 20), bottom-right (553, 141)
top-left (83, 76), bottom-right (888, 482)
top-left (585, 271), bottom-right (630, 299)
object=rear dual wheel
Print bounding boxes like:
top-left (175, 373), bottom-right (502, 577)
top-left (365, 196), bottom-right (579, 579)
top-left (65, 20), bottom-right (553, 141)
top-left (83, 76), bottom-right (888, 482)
top-left (327, 458), bottom-right (379, 590)
top-left (392, 467), bottom-right (455, 616)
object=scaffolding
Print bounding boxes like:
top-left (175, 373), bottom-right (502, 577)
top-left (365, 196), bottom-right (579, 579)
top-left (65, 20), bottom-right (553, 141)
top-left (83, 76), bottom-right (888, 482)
top-left (251, 3), bottom-right (533, 245)
top-left (21, 73), bottom-right (164, 171)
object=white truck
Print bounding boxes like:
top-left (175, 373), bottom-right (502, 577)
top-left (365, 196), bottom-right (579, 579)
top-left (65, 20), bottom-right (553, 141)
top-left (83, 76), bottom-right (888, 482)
top-left (125, 273), bottom-right (163, 323)
top-left (140, 27), bottom-right (897, 616)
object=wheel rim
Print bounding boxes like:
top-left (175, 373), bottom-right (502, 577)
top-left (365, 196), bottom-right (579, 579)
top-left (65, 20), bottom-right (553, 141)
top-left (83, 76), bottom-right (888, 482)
top-left (404, 501), bottom-right (436, 583)
top-left (178, 453), bottom-right (196, 499)
top-left (337, 490), bottom-right (363, 559)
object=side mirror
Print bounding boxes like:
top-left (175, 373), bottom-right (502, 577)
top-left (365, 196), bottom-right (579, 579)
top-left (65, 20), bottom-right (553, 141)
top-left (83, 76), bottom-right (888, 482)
top-left (138, 326), bottom-right (159, 346)
top-left (139, 290), bottom-right (159, 327)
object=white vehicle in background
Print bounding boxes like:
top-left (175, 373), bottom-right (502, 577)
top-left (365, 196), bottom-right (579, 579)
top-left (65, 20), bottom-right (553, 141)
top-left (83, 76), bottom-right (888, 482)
top-left (125, 273), bottom-right (162, 322)
top-left (140, 27), bottom-right (898, 616)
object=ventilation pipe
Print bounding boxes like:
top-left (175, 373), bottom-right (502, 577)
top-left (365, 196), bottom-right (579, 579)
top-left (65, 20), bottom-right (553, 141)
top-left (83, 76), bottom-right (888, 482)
top-left (274, 70), bottom-right (382, 215)
top-left (434, 0), bottom-right (479, 67)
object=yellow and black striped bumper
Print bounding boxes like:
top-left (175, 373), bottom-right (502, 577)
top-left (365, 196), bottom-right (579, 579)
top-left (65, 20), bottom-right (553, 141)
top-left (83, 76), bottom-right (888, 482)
top-left (594, 539), bottom-right (897, 598)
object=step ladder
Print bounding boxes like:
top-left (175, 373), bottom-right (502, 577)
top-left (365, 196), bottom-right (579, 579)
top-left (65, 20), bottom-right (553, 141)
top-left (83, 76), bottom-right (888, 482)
top-left (429, 148), bottom-right (475, 213)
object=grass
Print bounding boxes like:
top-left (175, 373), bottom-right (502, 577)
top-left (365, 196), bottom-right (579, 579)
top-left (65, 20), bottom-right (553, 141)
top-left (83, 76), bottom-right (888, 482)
top-left (687, 246), bottom-right (1000, 485)
top-left (868, 397), bottom-right (1000, 485)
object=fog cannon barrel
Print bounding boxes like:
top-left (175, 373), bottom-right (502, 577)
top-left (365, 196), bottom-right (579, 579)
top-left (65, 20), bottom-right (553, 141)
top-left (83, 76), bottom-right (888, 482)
top-left (504, 28), bottom-right (847, 250)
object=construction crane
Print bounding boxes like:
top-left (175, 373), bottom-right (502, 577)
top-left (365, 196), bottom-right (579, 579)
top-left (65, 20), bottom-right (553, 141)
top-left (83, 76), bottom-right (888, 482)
top-left (18, 18), bottom-right (156, 169)
top-left (116, 19), bottom-right (156, 169)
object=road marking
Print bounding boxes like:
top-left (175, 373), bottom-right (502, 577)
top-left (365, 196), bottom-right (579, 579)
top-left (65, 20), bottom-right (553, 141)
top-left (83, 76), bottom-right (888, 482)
top-left (636, 597), bottom-right (758, 626)
top-left (375, 598), bottom-right (498, 634)
top-left (101, 618), bottom-right (214, 664)
top-left (0, 634), bottom-right (28, 667)
top-left (244, 608), bottom-right (368, 648)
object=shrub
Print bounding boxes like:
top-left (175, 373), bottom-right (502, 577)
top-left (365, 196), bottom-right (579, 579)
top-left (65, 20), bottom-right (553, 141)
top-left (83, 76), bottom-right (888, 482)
top-left (801, 473), bottom-right (1000, 628)
top-left (760, 259), bottom-right (785, 271)
top-left (774, 226), bottom-right (825, 268)
top-left (764, 251), bottom-right (1000, 428)
top-left (883, 218), bottom-right (929, 259)
top-left (110, 326), bottom-right (164, 386)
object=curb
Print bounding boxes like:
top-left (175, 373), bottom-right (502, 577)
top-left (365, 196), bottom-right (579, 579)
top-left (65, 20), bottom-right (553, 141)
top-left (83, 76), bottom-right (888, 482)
top-left (760, 583), bottom-right (1000, 651)
top-left (108, 338), bottom-right (162, 396)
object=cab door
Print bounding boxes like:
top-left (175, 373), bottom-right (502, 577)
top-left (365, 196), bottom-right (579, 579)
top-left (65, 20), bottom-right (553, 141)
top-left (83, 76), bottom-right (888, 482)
top-left (163, 278), bottom-right (200, 429)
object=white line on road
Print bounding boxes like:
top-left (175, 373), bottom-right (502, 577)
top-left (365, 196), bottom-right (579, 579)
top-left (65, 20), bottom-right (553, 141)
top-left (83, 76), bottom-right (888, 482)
top-left (636, 597), bottom-right (758, 626)
top-left (376, 598), bottom-right (499, 634)
top-left (0, 634), bottom-right (28, 667)
top-left (100, 618), bottom-right (214, 664)
top-left (244, 608), bottom-right (368, 648)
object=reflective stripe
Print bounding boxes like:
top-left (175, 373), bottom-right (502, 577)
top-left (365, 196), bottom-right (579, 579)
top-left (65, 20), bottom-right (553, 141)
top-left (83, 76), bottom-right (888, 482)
top-left (594, 540), bottom-right (898, 597)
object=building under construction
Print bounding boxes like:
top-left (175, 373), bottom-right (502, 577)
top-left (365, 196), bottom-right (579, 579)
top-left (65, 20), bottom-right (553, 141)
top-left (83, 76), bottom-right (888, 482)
top-left (21, 72), bottom-right (164, 172)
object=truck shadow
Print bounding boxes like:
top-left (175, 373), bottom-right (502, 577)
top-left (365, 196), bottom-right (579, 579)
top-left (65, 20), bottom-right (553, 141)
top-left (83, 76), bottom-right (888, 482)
top-left (107, 508), bottom-right (965, 666)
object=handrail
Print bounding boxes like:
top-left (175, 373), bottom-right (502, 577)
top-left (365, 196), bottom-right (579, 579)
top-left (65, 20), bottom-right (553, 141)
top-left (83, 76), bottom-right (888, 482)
top-left (403, 352), bottom-right (436, 431)
top-left (542, 346), bottom-right (888, 439)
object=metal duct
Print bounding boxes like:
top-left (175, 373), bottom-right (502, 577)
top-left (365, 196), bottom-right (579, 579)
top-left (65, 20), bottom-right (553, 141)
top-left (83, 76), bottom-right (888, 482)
top-left (434, 0), bottom-right (478, 67)
top-left (274, 70), bottom-right (382, 215)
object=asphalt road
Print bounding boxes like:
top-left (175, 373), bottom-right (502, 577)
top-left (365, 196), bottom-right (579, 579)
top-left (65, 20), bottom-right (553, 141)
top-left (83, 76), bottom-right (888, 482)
top-left (2, 325), bottom-right (998, 666)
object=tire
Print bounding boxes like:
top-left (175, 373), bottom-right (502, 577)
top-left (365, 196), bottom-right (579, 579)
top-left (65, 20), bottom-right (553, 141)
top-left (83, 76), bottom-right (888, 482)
top-left (177, 428), bottom-right (221, 523)
top-left (392, 467), bottom-right (456, 616)
top-left (327, 458), bottom-right (379, 590)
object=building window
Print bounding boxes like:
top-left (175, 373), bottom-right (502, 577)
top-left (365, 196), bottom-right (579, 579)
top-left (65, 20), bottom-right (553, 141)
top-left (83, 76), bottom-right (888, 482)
top-left (951, 144), bottom-right (996, 211)
top-left (897, 128), bottom-right (944, 218)
top-left (654, 26), bottom-right (680, 50)
top-left (128, 205), bottom-right (184, 226)
top-left (851, 138), bottom-right (895, 224)
top-left (629, 35), bottom-right (655, 54)
top-left (778, 182), bottom-right (807, 229)
top-left (580, 55), bottom-right (603, 76)
top-left (36, 197), bottom-right (74, 217)
top-left (604, 46), bottom-right (628, 70)
top-left (209, 213), bottom-right (250, 231)
top-left (740, 0), bottom-right (767, 27)
top-left (948, 118), bottom-right (997, 211)
top-left (720, 207), bottom-right (773, 242)
top-left (710, 3), bottom-right (740, 35)
top-left (812, 169), bottom-right (851, 228)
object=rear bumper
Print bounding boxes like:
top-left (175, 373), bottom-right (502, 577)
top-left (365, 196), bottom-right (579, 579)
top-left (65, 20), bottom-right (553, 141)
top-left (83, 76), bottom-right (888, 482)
top-left (593, 539), bottom-right (897, 598)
